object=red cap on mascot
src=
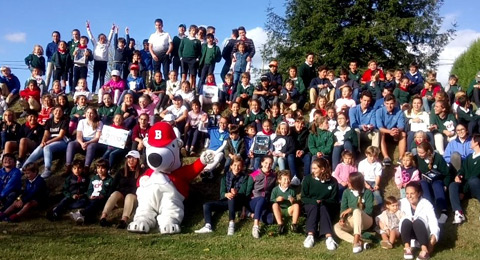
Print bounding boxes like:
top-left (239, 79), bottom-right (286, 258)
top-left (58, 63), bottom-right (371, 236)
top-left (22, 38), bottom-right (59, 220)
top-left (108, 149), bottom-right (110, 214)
top-left (147, 122), bottom-right (177, 148)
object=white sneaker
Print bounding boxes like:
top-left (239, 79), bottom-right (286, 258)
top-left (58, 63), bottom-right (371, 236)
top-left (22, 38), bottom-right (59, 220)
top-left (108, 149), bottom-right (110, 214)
top-left (16, 160), bottom-right (22, 169)
top-left (70, 211), bottom-right (84, 225)
top-left (41, 169), bottom-right (52, 179)
top-left (438, 213), bottom-right (448, 224)
top-left (195, 225), bottom-right (213, 234)
top-left (252, 225), bottom-right (260, 239)
top-left (453, 210), bottom-right (465, 224)
top-left (227, 222), bottom-right (235, 236)
top-left (353, 243), bottom-right (363, 253)
top-left (325, 236), bottom-right (338, 250)
top-left (291, 176), bottom-right (301, 186)
top-left (304, 235), bottom-right (315, 248)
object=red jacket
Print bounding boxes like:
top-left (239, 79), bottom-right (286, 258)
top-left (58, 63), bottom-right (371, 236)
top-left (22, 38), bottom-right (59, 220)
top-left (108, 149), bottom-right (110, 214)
top-left (420, 85), bottom-right (442, 98)
top-left (20, 87), bottom-right (41, 102)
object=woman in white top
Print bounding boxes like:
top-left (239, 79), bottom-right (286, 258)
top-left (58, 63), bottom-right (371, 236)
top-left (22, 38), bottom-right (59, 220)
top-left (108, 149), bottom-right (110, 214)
top-left (65, 107), bottom-right (104, 170)
top-left (399, 181), bottom-right (439, 260)
top-left (405, 95), bottom-right (433, 152)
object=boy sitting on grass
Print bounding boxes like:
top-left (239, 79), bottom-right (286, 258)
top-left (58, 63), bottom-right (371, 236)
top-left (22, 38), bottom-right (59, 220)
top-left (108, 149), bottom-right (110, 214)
top-left (271, 170), bottom-right (300, 234)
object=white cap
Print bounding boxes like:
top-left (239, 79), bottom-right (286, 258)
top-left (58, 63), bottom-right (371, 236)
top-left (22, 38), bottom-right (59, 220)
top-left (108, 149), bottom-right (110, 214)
top-left (162, 114), bottom-right (176, 122)
top-left (111, 70), bottom-right (120, 77)
top-left (125, 150), bottom-right (140, 159)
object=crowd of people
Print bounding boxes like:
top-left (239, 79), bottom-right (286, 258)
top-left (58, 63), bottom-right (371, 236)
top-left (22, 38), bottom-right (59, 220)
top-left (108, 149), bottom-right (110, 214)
top-left (1, 17), bottom-right (480, 259)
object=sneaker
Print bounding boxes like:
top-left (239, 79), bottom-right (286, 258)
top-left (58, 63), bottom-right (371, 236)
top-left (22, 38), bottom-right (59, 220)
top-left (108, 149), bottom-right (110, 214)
top-left (416, 250), bottom-right (430, 260)
top-left (353, 243), bottom-right (363, 253)
top-left (453, 210), bottom-right (465, 224)
top-left (383, 158), bottom-right (392, 167)
top-left (277, 224), bottom-right (285, 234)
top-left (291, 176), bottom-right (301, 186)
top-left (381, 240), bottom-right (393, 249)
top-left (16, 160), bottom-right (22, 169)
top-left (363, 242), bottom-right (371, 250)
top-left (70, 211), bottom-right (84, 225)
top-left (227, 222), bottom-right (235, 236)
top-left (195, 225), bottom-right (213, 234)
top-left (325, 236), bottom-right (338, 251)
top-left (41, 169), bottom-right (52, 179)
top-left (116, 220), bottom-right (127, 229)
top-left (252, 225), bottom-right (260, 239)
top-left (404, 247), bottom-right (414, 260)
top-left (100, 218), bottom-right (109, 227)
top-left (303, 235), bottom-right (315, 248)
top-left (290, 223), bottom-right (298, 233)
top-left (438, 212), bottom-right (448, 224)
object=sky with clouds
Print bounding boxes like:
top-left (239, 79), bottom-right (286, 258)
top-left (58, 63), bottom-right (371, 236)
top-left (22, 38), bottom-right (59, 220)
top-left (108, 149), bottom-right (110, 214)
top-left (0, 0), bottom-right (478, 87)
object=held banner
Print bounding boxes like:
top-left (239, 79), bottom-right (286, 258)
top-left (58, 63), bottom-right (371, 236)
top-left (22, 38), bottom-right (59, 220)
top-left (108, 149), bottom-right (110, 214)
top-left (99, 125), bottom-right (130, 149)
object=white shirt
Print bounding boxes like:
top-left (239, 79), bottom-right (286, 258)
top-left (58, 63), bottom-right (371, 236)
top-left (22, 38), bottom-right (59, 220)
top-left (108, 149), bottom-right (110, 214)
top-left (399, 197), bottom-right (440, 241)
top-left (358, 158), bottom-right (382, 182)
top-left (148, 31), bottom-right (172, 54)
top-left (335, 98), bottom-right (356, 112)
top-left (166, 105), bottom-right (187, 119)
top-left (77, 119), bottom-right (103, 141)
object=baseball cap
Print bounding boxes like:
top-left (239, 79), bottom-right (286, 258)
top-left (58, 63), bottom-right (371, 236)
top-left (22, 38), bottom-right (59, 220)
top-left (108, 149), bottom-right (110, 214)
top-left (269, 60), bottom-right (278, 67)
top-left (260, 75), bottom-right (270, 82)
top-left (130, 64), bottom-right (139, 71)
top-left (173, 95), bottom-right (183, 101)
top-left (147, 122), bottom-right (177, 147)
top-left (111, 70), bottom-right (120, 76)
top-left (125, 150), bottom-right (140, 159)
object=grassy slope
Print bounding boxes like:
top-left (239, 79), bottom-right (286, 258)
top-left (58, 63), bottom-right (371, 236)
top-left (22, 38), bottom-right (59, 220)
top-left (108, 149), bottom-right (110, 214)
top-left (2, 101), bottom-right (480, 259)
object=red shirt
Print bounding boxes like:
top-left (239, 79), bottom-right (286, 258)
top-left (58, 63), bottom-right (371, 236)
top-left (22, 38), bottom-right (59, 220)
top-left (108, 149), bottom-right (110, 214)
top-left (361, 69), bottom-right (385, 83)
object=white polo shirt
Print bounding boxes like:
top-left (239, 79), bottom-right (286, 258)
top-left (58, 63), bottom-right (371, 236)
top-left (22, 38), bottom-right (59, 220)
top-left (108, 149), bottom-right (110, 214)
top-left (148, 31), bottom-right (172, 54)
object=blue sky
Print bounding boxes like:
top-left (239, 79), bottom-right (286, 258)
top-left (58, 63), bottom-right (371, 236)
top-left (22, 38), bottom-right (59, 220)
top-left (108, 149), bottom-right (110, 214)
top-left (1, 0), bottom-right (479, 86)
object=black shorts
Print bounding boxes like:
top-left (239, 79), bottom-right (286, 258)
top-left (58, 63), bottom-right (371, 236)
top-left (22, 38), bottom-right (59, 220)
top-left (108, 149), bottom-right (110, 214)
top-left (181, 57), bottom-right (198, 76)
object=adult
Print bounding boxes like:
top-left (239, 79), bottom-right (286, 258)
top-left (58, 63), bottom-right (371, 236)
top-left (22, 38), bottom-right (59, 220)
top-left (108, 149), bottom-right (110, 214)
top-left (335, 68), bottom-right (360, 101)
top-left (298, 52), bottom-right (316, 94)
top-left (45, 31), bottom-right (61, 88)
top-left (16, 112), bottom-right (44, 168)
top-left (443, 124), bottom-right (473, 173)
top-left (415, 142), bottom-right (450, 222)
top-left (334, 172), bottom-right (374, 254)
top-left (264, 60), bottom-right (282, 89)
top-left (404, 95), bottom-right (433, 151)
top-left (231, 26), bottom-right (255, 64)
top-left (399, 181), bottom-right (439, 260)
top-left (148, 18), bottom-right (173, 80)
top-left (429, 100), bottom-right (456, 155)
top-left (100, 150), bottom-right (141, 229)
top-left (349, 91), bottom-right (379, 150)
top-left (171, 24), bottom-right (186, 77)
top-left (0, 66), bottom-right (21, 105)
top-left (0, 153), bottom-right (22, 211)
top-left (65, 107), bottom-right (104, 171)
top-left (220, 29), bottom-right (239, 83)
top-left (449, 134), bottom-right (480, 224)
top-left (23, 106), bottom-right (69, 178)
top-left (67, 29), bottom-right (81, 93)
top-left (376, 94), bottom-right (406, 165)
top-left (0, 109), bottom-right (21, 155)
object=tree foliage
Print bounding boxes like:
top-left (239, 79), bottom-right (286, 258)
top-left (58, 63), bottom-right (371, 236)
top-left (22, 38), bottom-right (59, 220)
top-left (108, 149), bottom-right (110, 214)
top-left (264, 0), bottom-right (455, 74)
top-left (450, 38), bottom-right (480, 90)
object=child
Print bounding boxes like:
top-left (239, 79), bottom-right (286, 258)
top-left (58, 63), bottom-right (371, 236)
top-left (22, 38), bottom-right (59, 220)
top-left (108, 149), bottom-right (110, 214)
top-left (70, 159), bottom-right (113, 224)
top-left (308, 116), bottom-right (334, 161)
top-left (244, 125), bottom-right (257, 170)
top-left (206, 102), bottom-right (222, 129)
top-left (19, 80), bottom-right (41, 116)
top-left (73, 78), bottom-right (92, 101)
top-left (362, 72), bottom-right (384, 101)
top-left (244, 99), bottom-right (266, 132)
top-left (326, 107), bottom-right (337, 132)
top-left (223, 125), bottom-right (246, 173)
top-left (37, 95), bottom-right (54, 125)
top-left (410, 130), bottom-right (428, 155)
top-left (309, 66), bottom-right (334, 105)
top-left (174, 81), bottom-right (195, 109)
top-left (221, 73), bottom-right (235, 105)
top-left (358, 146), bottom-right (383, 206)
top-left (51, 41), bottom-right (71, 89)
top-left (24, 45), bottom-right (46, 76)
top-left (149, 71), bottom-right (168, 112)
top-left (102, 114), bottom-right (128, 167)
top-left (133, 90), bottom-right (159, 126)
top-left (199, 116), bottom-right (229, 179)
top-left (406, 62), bottom-right (424, 94)
top-left (248, 155), bottom-right (276, 238)
top-left (272, 122), bottom-right (295, 171)
top-left (456, 95), bottom-right (480, 136)
top-left (289, 117), bottom-right (311, 183)
top-left (283, 108), bottom-right (296, 127)
top-left (265, 103), bottom-right (283, 130)
top-left (160, 95), bottom-right (188, 134)
top-left (271, 170), bottom-right (300, 234)
top-left (302, 158), bottom-right (338, 249)
top-left (231, 42), bottom-right (251, 87)
top-left (333, 150), bottom-right (357, 200)
top-left (195, 156), bottom-right (249, 235)
top-left (179, 25), bottom-right (201, 88)
top-left (47, 159), bottom-right (89, 221)
top-left (98, 70), bottom-right (125, 105)
top-left (166, 70), bottom-right (181, 103)
top-left (254, 75), bottom-right (279, 111)
top-left (72, 36), bottom-right (93, 90)
top-left (0, 162), bottom-right (47, 222)
top-left (121, 64), bottom-right (146, 103)
top-left (227, 102), bottom-right (244, 129)
top-left (97, 93), bottom-right (117, 125)
top-left (235, 72), bottom-right (254, 108)
top-left (279, 79), bottom-right (299, 111)
top-left (113, 26), bottom-right (131, 80)
top-left (86, 21), bottom-right (114, 92)
top-left (335, 85), bottom-right (356, 113)
top-left (69, 95), bottom-right (88, 134)
top-left (197, 33), bottom-right (221, 89)
top-left (376, 196), bottom-right (404, 249)
top-left (421, 79), bottom-right (441, 113)
top-left (57, 94), bottom-right (71, 117)
top-left (361, 59), bottom-right (385, 84)
top-left (49, 80), bottom-right (65, 102)
top-left (249, 119), bottom-right (274, 170)
top-left (332, 112), bottom-right (358, 169)
top-left (184, 99), bottom-right (207, 156)
top-left (24, 67), bottom-right (46, 96)
top-left (309, 96), bottom-right (327, 123)
top-left (394, 153), bottom-right (420, 198)
top-left (384, 69), bottom-right (396, 90)
top-left (445, 74), bottom-right (461, 105)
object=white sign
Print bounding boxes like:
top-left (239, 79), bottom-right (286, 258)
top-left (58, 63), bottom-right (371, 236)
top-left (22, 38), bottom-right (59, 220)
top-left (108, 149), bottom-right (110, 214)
top-left (201, 84), bottom-right (220, 104)
top-left (99, 125), bottom-right (130, 149)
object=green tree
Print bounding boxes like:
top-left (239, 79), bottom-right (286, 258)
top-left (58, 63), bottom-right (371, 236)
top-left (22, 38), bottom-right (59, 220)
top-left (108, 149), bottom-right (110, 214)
top-left (450, 38), bottom-right (480, 92)
top-left (264, 0), bottom-right (455, 75)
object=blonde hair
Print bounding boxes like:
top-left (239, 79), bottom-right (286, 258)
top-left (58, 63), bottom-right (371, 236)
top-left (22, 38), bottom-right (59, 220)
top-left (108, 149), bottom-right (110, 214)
top-left (275, 122), bottom-right (290, 135)
top-left (33, 44), bottom-right (44, 55)
top-left (365, 146), bottom-right (380, 157)
top-left (402, 152), bottom-right (416, 168)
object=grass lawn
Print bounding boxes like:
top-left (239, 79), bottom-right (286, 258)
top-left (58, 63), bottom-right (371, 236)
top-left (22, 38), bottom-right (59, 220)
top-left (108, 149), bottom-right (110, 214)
top-left (3, 99), bottom-right (480, 259)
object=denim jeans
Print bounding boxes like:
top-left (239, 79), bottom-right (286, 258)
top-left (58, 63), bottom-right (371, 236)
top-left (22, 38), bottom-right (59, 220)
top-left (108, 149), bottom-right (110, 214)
top-left (23, 140), bottom-right (68, 170)
top-left (66, 140), bottom-right (105, 167)
top-left (420, 179), bottom-right (447, 212)
top-left (287, 152), bottom-right (312, 178)
top-left (273, 156), bottom-right (287, 171)
top-left (366, 180), bottom-right (383, 206)
top-left (449, 177), bottom-right (480, 212)
top-left (153, 52), bottom-right (170, 81)
top-left (332, 141), bottom-right (354, 170)
top-left (203, 197), bottom-right (246, 224)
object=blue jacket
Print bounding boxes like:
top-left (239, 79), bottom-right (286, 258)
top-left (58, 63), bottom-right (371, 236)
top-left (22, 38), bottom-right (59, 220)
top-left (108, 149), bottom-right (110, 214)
top-left (406, 72), bottom-right (424, 87)
top-left (0, 74), bottom-right (21, 95)
top-left (444, 137), bottom-right (473, 164)
top-left (0, 167), bottom-right (22, 199)
top-left (233, 52), bottom-right (249, 73)
top-left (349, 105), bottom-right (377, 130)
top-left (22, 176), bottom-right (48, 203)
top-left (46, 41), bottom-right (58, 62)
top-left (140, 49), bottom-right (153, 71)
top-left (126, 75), bottom-right (145, 91)
top-left (376, 107), bottom-right (405, 130)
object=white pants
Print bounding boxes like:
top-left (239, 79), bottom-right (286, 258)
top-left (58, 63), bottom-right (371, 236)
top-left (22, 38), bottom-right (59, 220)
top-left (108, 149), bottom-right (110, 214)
top-left (98, 88), bottom-right (121, 105)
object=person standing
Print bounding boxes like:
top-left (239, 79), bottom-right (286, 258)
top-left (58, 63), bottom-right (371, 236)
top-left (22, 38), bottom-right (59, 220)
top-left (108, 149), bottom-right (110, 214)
top-left (45, 31), bottom-right (61, 89)
top-left (148, 18), bottom-right (173, 80)
top-left (220, 29), bottom-right (238, 83)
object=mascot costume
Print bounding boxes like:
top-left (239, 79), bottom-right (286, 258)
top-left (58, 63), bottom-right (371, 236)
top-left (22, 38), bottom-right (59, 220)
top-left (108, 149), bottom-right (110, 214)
top-left (127, 122), bottom-right (214, 234)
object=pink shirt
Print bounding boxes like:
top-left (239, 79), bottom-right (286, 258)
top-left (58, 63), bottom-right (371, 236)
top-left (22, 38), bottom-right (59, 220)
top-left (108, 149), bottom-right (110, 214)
top-left (333, 163), bottom-right (357, 184)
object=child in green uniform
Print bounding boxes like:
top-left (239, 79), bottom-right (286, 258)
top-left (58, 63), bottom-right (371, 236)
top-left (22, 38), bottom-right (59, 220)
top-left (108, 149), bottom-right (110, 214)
top-left (271, 170), bottom-right (300, 234)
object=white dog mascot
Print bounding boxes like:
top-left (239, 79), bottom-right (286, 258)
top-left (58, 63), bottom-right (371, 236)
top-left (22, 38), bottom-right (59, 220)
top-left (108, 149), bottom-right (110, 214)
top-left (127, 122), bottom-right (214, 234)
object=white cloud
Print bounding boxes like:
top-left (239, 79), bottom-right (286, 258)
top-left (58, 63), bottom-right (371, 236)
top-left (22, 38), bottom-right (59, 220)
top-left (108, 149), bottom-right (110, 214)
top-left (4, 32), bottom-right (26, 43)
top-left (247, 27), bottom-right (268, 70)
top-left (436, 29), bottom-right (480, 86)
